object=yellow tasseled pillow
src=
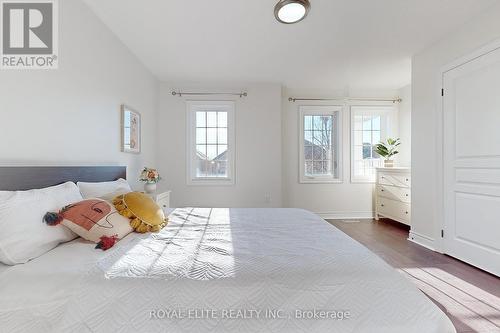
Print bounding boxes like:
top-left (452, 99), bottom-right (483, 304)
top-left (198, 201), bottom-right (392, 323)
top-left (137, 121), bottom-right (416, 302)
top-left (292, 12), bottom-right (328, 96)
top-left (113, 192), bottom-right (167, 233)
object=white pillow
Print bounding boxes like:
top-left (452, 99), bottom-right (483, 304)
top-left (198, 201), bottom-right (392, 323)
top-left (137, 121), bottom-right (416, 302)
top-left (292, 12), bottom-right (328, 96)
top-left (0, 182), bottom-right (83, 265)
top-left (77, 178), bottom-right (132, 200)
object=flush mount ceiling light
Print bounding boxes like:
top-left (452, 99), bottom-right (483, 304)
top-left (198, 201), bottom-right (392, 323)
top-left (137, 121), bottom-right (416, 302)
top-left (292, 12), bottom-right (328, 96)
top-left (274, 0), bottom-right (310, 24)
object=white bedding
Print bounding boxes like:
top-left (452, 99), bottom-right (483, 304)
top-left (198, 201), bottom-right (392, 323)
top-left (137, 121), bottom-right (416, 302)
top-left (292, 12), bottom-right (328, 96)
top-left (0, 208), bottom-right (455, 333)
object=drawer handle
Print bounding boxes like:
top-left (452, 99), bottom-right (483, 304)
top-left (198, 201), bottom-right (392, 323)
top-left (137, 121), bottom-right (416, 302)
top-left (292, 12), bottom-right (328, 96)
top-left (405, 194), bottom-right (408, 197)
top-left (163, 204), bottom-right (167, 208)
top-left (405, 211), bottom-right (408, 214)
top-left (381, 189), bottom-right (384, 192)
top-left (381, 204), bottom-right (385, 207)
top-left (405, 178), bottom-right (409, 181)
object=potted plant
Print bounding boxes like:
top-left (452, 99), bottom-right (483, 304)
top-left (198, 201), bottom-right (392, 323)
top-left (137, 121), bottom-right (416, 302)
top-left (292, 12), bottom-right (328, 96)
top-left (375, 138), bottom-right (400, 167)
top-left (139, 167), bottom-right (161, 193)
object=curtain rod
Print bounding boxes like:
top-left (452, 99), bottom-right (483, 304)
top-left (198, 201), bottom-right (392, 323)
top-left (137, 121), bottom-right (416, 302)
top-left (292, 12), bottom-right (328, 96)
top-left (288, 97), bottom-right (402, 103)
top-left (172, 91), bottom-right (248, 98)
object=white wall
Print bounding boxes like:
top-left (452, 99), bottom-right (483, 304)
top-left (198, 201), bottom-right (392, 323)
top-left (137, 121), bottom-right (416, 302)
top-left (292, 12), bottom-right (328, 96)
top-left (0, 0), bottom-right (414, 214)
top-left (397, 85), bottom-right (411, 167)
top-left (157, 83), bottom-right (282, 208)
top-left (0, 0), bottom-right (159, 190)
top-left (411, 3), bottom-right (500, 247)
top-left (282, 88), bottom-right (401, 219)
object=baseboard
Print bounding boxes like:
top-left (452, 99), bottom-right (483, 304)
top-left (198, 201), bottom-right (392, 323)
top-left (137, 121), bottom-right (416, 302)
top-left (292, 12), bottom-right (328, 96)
top-left (316, 211), bottom-right (374, 220)
top-left (408, 230), bottom-right (435, 251)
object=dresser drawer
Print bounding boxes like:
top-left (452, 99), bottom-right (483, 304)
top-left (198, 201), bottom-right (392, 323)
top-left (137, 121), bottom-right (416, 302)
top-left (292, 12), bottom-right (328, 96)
top-left (378, 197), bottom-right (411, 223)
top-left (377, 185), bottom-right (411, 203)
top-left (378, 172), bottom-right (411, 188)
top-left (156, 192), bottom-right (170, 209)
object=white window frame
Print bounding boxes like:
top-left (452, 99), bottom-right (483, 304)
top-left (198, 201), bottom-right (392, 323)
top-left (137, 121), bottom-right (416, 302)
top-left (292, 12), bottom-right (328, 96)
top-left (299, 105), bottom-right (343, 184)
top-left (186, 100), bottom-right (235, 186)
top-left (350, 105), bottom-right (396, 183)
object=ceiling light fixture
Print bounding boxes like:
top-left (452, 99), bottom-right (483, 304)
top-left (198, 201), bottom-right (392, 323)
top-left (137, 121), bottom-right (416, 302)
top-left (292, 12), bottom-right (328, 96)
top-left (274, 0), bottom-right (310, 24)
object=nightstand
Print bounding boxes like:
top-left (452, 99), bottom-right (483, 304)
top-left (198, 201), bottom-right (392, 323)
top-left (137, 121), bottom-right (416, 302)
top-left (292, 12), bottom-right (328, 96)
top-left (147, 190), bottom-right (171, 209)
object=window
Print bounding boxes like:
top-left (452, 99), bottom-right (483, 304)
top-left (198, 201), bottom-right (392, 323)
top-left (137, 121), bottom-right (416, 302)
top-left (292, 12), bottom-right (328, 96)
top-left (187, 101), bottom-right (235, 185)
top-left (299, 106), bottom-right (342, 183)
top-left (350, 106), bottom-right (396, 182)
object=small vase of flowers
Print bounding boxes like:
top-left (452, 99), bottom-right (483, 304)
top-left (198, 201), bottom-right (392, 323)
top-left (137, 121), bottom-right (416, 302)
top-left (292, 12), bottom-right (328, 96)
top-left (375, 138), bottom-right (401, 168)
top-left (139, 167), bottom-right (161, 193)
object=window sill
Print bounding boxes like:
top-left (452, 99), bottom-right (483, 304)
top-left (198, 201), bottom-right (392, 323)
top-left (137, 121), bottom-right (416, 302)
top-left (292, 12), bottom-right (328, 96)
top-left (299, 178), bottom-right (343, 184)
top-left (187, 178), bottom-right (235, 186)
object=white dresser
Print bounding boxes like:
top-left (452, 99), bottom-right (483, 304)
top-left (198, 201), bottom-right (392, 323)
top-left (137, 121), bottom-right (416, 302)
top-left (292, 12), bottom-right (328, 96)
top-left (375, 167), bottom-right (411, 226)
top-left (147, 190), bottom-right (171, 209)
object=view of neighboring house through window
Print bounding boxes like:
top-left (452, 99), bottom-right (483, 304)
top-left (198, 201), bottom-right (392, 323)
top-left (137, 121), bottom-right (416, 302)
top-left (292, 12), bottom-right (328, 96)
top-left (187, 101), bottom-right (234, 184)
top-left (196, 111), bottom-right (227, 177)
top-left (351, 106), bottom-right (396, 182)
top-left (304, 115), bottom-right (333, 175)
top-left (299, 106), bottom-right (342, 183)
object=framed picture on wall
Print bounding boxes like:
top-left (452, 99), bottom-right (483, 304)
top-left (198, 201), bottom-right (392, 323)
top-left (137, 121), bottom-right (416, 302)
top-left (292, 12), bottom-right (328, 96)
top-left (121, 104), bottom-right (141, 154)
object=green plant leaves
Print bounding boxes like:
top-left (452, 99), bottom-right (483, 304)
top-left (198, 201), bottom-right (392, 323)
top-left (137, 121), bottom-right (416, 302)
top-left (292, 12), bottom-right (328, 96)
top-left (375, 138), bottom-right (400, 160)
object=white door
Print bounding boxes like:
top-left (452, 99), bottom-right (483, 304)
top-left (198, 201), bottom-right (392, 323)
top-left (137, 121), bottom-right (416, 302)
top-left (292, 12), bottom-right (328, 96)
top-left (443, 45), bottom-right (500, 277)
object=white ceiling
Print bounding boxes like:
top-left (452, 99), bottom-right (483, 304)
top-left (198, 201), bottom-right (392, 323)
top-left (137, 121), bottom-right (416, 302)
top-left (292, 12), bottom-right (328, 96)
top-left (84, 0), bottom-right (498, 91)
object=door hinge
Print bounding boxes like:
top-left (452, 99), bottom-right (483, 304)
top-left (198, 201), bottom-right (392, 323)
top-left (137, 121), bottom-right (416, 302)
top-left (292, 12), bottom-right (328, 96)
top-left (441, 229), bottom-right (444, 238)
top-left (441, 88), bottom-right (444, 97)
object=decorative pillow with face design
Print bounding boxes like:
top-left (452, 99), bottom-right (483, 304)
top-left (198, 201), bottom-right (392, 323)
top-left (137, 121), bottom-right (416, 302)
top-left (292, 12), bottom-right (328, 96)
top-left (43, 199), bottom-right (133, 250)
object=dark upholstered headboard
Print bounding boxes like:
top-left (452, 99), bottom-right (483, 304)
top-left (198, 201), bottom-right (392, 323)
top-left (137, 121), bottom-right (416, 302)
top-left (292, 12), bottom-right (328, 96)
top-left (0, 166), bottom-right (127, 191)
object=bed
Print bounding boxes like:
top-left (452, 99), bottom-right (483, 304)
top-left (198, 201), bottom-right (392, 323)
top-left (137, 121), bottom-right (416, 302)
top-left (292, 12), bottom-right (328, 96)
top-left (0, 167), bottom-right (455, 333)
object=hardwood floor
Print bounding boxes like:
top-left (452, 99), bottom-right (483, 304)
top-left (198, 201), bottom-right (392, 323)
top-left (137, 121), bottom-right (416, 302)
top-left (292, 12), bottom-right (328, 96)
top-left (327, 218), bottom-right (500, 333)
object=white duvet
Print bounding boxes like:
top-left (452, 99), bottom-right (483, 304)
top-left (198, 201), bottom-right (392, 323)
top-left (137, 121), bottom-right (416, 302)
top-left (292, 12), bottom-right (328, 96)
top-left (0, 208), bottom-right (455, 333)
